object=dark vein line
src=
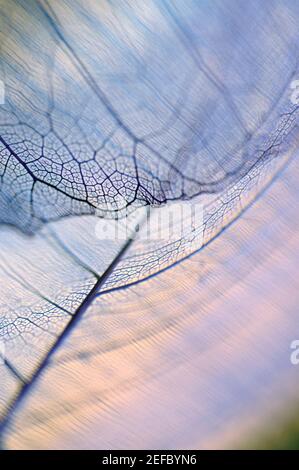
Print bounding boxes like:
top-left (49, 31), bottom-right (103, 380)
top-left (37, 0), bottom-right (138, 141)
top-left (0, 263), bottom-right (72, 316)
top-left (0, 216), bottom-right (144, 442)
top-left (97, 148), bottom-right (298, 298)
top-left (44, 226), bottom-right (100, 280)
top-left (2, 358), bottom-right (26, 384)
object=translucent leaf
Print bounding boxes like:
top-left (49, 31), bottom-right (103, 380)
top-left (1, 0), bottom-right (299, 449)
